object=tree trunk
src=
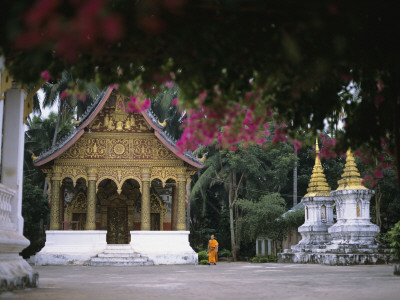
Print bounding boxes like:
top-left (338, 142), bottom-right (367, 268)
top-left (52, 99), bottom-right (62, 147)
top-left (375, 184), bottom-right (382, 229)
top-left (293, 153), bottom-right (298, 207)
top-left (229, 170), bottom-right (237, 261)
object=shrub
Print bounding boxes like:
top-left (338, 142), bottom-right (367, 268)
top-left (251, 254), bottom-right (277, 263)
top-left (388, 221), bottom-right (400, 261)
top-left (268, 254), bottom-right (277, 262)
top-left (199, 260), bottom-right (209, 265)
top-left (218, 249), bottom-right (232, 258)
top-left (198, 250), bottom-right (208, 261)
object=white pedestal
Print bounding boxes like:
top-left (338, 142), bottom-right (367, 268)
top-left (130, 231), bottom-right (198, 265)
top-left (34, 231), bottom-right (107, 265)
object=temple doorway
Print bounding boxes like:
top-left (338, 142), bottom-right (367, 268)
top-left (107, 204), bottom-right (129, 244)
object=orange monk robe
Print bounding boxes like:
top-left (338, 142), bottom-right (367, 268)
top-left (208, 239), bottom-right (219, 264)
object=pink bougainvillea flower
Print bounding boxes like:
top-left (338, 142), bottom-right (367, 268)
top-left (293, 140), bottom-right (302, 155)
top-left (40, 70), bottom-right (51, 81)
top-left (165, 81), bottom-right (174, 88)
top-left (60, 90), bottom-right (68, 99)
top-left (374, 168), bottom-right (384, 179)
top-left (171, 98), bottom-right (179, 106)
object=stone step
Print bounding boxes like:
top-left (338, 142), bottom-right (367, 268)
top-left (103, 249), bottom-right (136, 254)
top-left (89, 244), bottom-right (154, 266)
top-left (90, 261), bottom-right (154, 267)
top-left (98, 253), bottom-right (141, 258)
top-left (105, 244), bottom-right (133, 250)
top-left (91, 257), bottom-right (149, 263)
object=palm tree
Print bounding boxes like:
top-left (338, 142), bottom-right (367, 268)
top-left (24, 113), bottom-right (74, 188)
top-left (39, 70), bottom-right (100, 147)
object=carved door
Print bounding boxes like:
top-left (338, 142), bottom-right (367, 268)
top-left (72, 213), bottom-right (86, 230)
top-left (107, 207), bottom-right (129, 244)
top-left (151, 213), bottom-right (160, 231)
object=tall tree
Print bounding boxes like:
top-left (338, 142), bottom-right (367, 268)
top-left (39, 70), bottom-right (100, 146)
top-left (2, 1), bottom-right (400, 189)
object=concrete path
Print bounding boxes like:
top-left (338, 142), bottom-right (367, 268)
top-left (2, 263), bottom-right (400, 300)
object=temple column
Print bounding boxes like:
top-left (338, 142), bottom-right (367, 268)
top-left (171, 184), bottom-right (178, 230)
top-left (85, 167), bottom-right (97, 230)
top-left (50, 166), bottom-right (62, 230)
top-left (141, 167), bottom-right (151, 230)
top-left (176, 173), bottom-right (186, 231)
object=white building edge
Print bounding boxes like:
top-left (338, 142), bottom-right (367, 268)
top-left (0, 59), bottom-right (38, 291)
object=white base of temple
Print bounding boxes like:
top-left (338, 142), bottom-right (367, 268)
top-left (34, 230), bottom-right (197, 265)
top-left (130, 231), bottom-right (198, 265)
top-left (34, 230), bottom-right (108, 265)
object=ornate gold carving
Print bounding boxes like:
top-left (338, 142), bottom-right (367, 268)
top-left (176, 180), bottom-right (186, 230)
top-left (65, 192), bottom-right (87, 217)
top-left (86, 180), bottom-right (97, 230)
top-left (141, 180), bottom-right (151, 230)
top-left (88, 94), bottom-right (153, 133)
top-left (113, 143), bottom-right (125, 155)
top-left (50, 179), bottom-right (61, 230)
top-left (52, 165), bottom-right (63, 180)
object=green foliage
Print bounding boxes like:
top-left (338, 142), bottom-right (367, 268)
top-left (237, 193), bottom-right (287, 242)
top-left (388, 221), bottom-right (400, 261)
top-left (218, 249), bottom-right (232, 258)
top-left (198, 251), bottom-right (208, 262)
top-left (199, 260), bottom-right (209, 265)
top-left (283, 206), bottom-right (305, 231)
top-left (21, 178), bottom-right (49, 258)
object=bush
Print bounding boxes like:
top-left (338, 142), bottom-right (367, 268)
top-left (388, 221), bottom-right (400, 261)
top-left (198, 250), bottom-right (208, 261)
top-left (199, 260), bottom-right (209, 265)
top-left (268, 254), bottom-right (277, 262)
top-left (218, 249), bottom-right (232, 258)
top-left (251, 254), bottom-right (277, 263)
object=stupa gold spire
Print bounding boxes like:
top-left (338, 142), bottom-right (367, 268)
top-left (304, 138), bottom-right (331, 197)
top-left (336, 148), bottom-right (367, 191)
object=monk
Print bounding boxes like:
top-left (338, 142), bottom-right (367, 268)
top-left (208, 235), bottom-right (219, 265)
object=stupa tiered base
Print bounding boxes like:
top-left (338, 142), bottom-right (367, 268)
top-left (279, 243), bottom-right (390, 265)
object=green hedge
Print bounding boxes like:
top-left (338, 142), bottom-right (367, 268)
top-left (199, 259), bottom-right (209, 265)
top-left (198, 250), bottom-right (208, 261)
top-left (218, 249), bottom-right (232, 258)
top-left (251, 254), bottom-right (277, 263)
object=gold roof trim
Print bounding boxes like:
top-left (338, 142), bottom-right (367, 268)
top-left (304, 138), bottom-right (331, 197)
top-left (336, 148), bottom-right (367, 191)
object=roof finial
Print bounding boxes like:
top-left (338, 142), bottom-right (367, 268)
top-left (304, 138), bottom-right (331, 197)
top-left (336, 148), bottom-right (367, 191)
top-left (158, 119), bottom-right (167, 128)
top-left (198, 152), bottom-right (208, 163)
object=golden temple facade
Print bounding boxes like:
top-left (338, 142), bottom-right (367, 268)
top-left (34, 88), bottom-right (202, 244)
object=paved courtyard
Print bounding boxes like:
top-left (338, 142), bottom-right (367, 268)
top-left (2, 262), bottom-right (400, 300)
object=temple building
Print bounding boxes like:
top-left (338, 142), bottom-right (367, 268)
top-left (33, 88), bottom-right (203, 265)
